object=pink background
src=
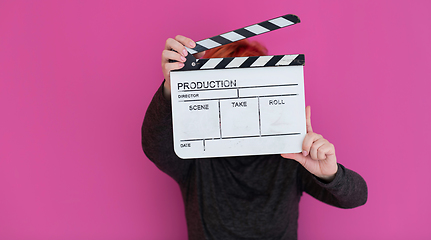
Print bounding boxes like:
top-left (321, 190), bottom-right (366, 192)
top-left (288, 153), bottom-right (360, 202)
top-left (1, 0), bottom-right (430, 239)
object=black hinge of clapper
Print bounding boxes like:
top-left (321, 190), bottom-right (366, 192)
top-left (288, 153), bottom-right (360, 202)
top-left (178, 14), bottom-right (301, 71)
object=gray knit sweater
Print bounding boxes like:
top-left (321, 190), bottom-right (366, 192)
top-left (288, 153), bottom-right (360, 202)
top-left (141, 83), bottom-right (367, 240)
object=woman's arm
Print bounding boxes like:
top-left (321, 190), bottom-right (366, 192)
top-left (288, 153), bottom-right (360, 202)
top-left (141, 82), bottom-right (188, 183)
top-left (142, 35), bottom-right (203, 183)
top-left (298, 163), bottom-right (368, 208)
top-left (282, 106), bottom-right (367, 208)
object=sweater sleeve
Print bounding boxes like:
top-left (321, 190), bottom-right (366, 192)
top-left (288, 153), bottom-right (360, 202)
top-left (141, 82), bottom-right (190, 183)
top-left (298, 163), bottom-right (368, 209)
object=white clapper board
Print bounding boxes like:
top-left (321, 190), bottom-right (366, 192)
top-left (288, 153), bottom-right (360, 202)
top-left (170, 14), bottom-right (306, 159)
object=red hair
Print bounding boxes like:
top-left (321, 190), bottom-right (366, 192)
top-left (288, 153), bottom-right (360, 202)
top-left (203, 39), bottom-right (268, 58)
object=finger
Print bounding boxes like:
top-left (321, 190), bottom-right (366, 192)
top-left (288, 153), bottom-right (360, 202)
top-left (302, 132), bottom-right (322, 157)
top-left (317, 145), bottom-right (328, 160)
top-left (174, 35), bottom-right (196, 56)
top-left (163, 62), bottom-right (184, 74)
top-left (281, 153), bottom-right (305, 164)
top-left (174, 35), bottom-right (196, 49)
top-left (282, 153), bottom-right (311, 171)
top-left (162, 50), bottom-right (186, 63)
top-left (310, 138), bottom-right (327, 160)
top-left (317, 142), bottom-right (335, 160)
top-left (165, 38), bottom-right (189, 57)
top-left (306, 105), bottom-right (313, 133)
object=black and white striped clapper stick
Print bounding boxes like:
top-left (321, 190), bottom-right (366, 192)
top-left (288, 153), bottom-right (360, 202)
top-left (184, 54), bottom-right (305, 71)
top-left (178, 14), bottom-right (303, 71)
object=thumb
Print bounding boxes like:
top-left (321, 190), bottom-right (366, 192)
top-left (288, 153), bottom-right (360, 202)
top-left (193, 51), bottom-right (206, 59)
top-left (281, 152), bottom-right (308, 167)
top-left (281, 153), bottom-right (302, 161)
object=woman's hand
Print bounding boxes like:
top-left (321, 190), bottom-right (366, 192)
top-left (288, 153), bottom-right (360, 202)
top-left (161, 35), bottom-right (205, 98)
top-left (281, 106), bottom-right (338, 182)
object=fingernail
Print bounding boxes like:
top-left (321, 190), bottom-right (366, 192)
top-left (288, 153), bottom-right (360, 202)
top-left (302, 151), bottom-right (308, 156)
top-left (182, 49), bottom-right (188, 56)
top-left (189, 41), bottom-right (195, 48)
top-left (180, 56), bottom-right (186, 62)
top-left (179, 62), bottom-right (184, 68)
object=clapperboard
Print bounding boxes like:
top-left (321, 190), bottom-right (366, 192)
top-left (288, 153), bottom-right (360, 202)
top-left (170, 14), bottom-right (306, 159)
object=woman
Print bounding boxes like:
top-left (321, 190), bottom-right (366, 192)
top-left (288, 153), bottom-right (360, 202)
top-left (142, 35), bottom-right (367, 240)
